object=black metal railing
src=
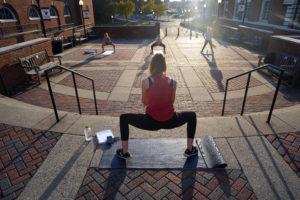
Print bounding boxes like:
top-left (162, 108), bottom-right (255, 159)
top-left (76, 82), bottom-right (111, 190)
top-left (45, 65), bottom-right (98, 122)
top-left (221, 65), bottom-right (285, 123)
top-left (0, 73), bottom-right (7, 94)
top-left (0, 24), bottom-right (39, 37)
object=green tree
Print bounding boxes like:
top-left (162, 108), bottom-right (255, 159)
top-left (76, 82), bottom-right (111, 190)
top-left (153, 3), bottom-right (166, 19)
top-left (118, 0), bottom-right (136, 20)
top-left (104, 1), bottom-right (119, 17)
top-left (141, 1), bottom-right (154, 14)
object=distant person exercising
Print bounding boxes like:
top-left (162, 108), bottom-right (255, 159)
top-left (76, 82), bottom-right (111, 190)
top-left (116, 53), bottom-right (197, 159)
top-left (201, 27), bottom-right (214, 54)
top-left (102, 32), bottom-right (115, 52)
top-left (151, 35), bottom-right (166, 54)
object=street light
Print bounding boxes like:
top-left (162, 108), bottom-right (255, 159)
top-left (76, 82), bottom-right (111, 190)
top-left (203, 3), bottom-right (207, 22)
top-left (111, 15), bottom-right (114, 24)
top-left (217, 0), bottom-right (222, 19)
top-left (79, 0), bottom-right (86, 37)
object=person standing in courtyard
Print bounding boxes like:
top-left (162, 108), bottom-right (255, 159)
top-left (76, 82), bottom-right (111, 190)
top-left (151, 34), bottom-right (166, 54)
top-left (201, 27), bottom-right (214, 54)
top-left (116, 53), bottom-right (197, 159)
top-left (102, 32), bottom-right (115, 52)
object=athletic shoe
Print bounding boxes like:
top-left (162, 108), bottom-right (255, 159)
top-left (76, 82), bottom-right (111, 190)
top-left (184, 146), bottom-right (198, 157)
top-left (116, 149), bottom-right (131, 159)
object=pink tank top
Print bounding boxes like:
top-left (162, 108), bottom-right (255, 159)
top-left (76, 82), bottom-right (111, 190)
top-left (146, 76), bottom-right (175, 121)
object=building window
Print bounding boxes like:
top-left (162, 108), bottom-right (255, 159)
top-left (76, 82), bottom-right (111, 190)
top-left (259, 0), bottom-right (272, 22)
top-left (233, 0), bottom-right (240, 19)
top-left (29, 7), bottom-right (40, 20)
top-left (244, 0), bottom-right (251, 21)
top-left (223, 0), bottom-right (229, 18)
top-left (50, 6), bottom-right (58, 18)
top-left (64, 7), bottom-right (71, 17)
top-left (0, 7), bottom-right (17, 22)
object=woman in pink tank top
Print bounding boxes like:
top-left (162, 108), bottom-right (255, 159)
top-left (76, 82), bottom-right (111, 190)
top-left (116, 54), bottom-right (197, 159)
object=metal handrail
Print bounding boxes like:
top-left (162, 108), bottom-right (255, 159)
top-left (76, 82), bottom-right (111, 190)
top-left (0, 73), bottom-right (7, 94)
top-left (45, 65), bottom-right (98, 122)
top-left (221, 64), bottom-right (285, 123)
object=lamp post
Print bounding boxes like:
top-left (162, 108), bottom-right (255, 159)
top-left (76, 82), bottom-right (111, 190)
top-left (36, 0), bottom-right (46, 37)
top-left (203, 3), bottom-right (207, 23)
top-left (111, 15), bottom-right (114, 24)
top-left (217, 0), bottom-right (222, 19)
top-left (79, 0), bottom-right (86, 37)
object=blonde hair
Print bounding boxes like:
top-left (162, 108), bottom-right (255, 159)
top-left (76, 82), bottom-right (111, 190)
top-left (148, 53), bottom-right (166, 76)
top-left (104, 32), bottom-right (109, 37)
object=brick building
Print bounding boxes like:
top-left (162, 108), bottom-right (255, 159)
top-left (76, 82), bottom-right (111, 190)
top-left (217, 0), bottom-right (300, 55)
top-left (0, 0), bottom-right (95, 47)
top-left (0, 0), bottom-right (94, 91)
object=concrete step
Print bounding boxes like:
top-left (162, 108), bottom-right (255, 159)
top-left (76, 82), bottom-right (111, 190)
top-left (1, 94), bottom-right (300, 200)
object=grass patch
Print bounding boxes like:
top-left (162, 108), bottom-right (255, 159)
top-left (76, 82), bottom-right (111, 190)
top-left (123, 21), bottom-right (149, 26)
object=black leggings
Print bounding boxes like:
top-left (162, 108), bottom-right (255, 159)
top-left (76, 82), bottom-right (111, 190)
top-left (120, 112), bottom-right (196, 140)
top-left (151, 43), bottom-right (166, 51)
top-left (201, 40), bottom-right (213, 52)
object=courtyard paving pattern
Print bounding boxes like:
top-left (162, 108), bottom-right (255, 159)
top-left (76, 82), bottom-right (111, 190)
top-left (0, 123), bottom-right (62, 199)
top-left (7, 35), bottom-right (300, 118)
top-left (75, 168), bottom-right (256, 200)
top-left (1, 27), bottom-right (300, 199)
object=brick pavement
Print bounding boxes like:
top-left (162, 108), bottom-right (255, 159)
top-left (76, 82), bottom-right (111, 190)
top-left (59, 70), bottom-right (123, 93)
top-left (75, 168), bottom-right (257, 200)
top-left (9, 85), bottom-right (300, 117)
top-left (266, 132), bottom-right (300, 178)
top-left (0, 123), bottom-right (62, 199)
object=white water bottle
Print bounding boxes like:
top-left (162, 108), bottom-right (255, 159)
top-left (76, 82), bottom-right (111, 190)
top-left (84, 125), bottom-right (92, 141)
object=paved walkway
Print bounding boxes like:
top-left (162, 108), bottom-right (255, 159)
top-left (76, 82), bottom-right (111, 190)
top-left (8, 30), bottom-right (300, 117)
top-left (0, 29), bottom-right (300, 200)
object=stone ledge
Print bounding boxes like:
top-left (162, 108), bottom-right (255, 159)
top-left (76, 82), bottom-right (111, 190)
top-left (0, 38), bottom-right (51, 55)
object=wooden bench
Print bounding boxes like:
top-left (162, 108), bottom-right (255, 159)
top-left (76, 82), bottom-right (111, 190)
top-left (53, 36), bottom-right (73, 51)
top-left (239, 25), bottom-right (272, 50)
top-left (221, 25), bottom-right (240, 42)
top-left (73, 32), bottom-right (87, 45)
top-left (18, 50), bottom-right (62, 84)
top-left (258, 51), bottom-right (300, 86)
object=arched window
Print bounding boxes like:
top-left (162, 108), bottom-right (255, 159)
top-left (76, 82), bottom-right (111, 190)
top-left (64, 7), bottom-right (71, 17)
top-left (0, 6), bottom-right (17, 22)
top-left (50, 6), bottom-right (58, 18)
top-left (29, 6), bottom-right (40, 20)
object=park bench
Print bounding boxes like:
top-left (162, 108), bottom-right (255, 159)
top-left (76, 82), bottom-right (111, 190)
top-left (53, 36), bottom-right (73, 52)
top-left (18, 50), bottom-right (62, 84)
top-left (73, 32), bottom-right (87, 45)
top-left (239, 25), bottom-right (272, 50)
top-left (221, 25), bottom-right (240, 42)
top-left (258, 51), bottom-right (300, 86)
top-left (243, 35), bottom-right (264, 48)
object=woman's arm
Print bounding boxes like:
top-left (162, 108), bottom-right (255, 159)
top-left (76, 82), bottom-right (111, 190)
top-left (142, 78), bottom-right (149, 106)
top-left (172, 80), bottom-right (177, 104)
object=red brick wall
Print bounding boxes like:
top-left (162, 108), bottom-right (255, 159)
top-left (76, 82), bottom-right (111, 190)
top-left (0, 0), bottom-right (94, 45)
top-left (0, 39), bottom-right (52, 91)
top-left (267, 37), bottom-right (300, 57)
top-left (93, 23), bottom-right (160, 38)
top-left (269, 0), bottom-right (286, 26)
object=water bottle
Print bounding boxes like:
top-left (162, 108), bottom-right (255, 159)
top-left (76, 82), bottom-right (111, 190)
top-left (84, 125), bottom-right (92, 141)
top-left (206, 50), bottom-right (208, 54)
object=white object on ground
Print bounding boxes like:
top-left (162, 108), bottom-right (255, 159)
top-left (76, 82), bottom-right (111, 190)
top-left (102, 50), bottom-right (114, 55)
top-left (96, 129), bottom-right (114, 144)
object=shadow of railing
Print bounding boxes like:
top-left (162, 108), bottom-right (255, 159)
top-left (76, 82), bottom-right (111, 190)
top-left (235, 117), bottom-right (295, 200)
